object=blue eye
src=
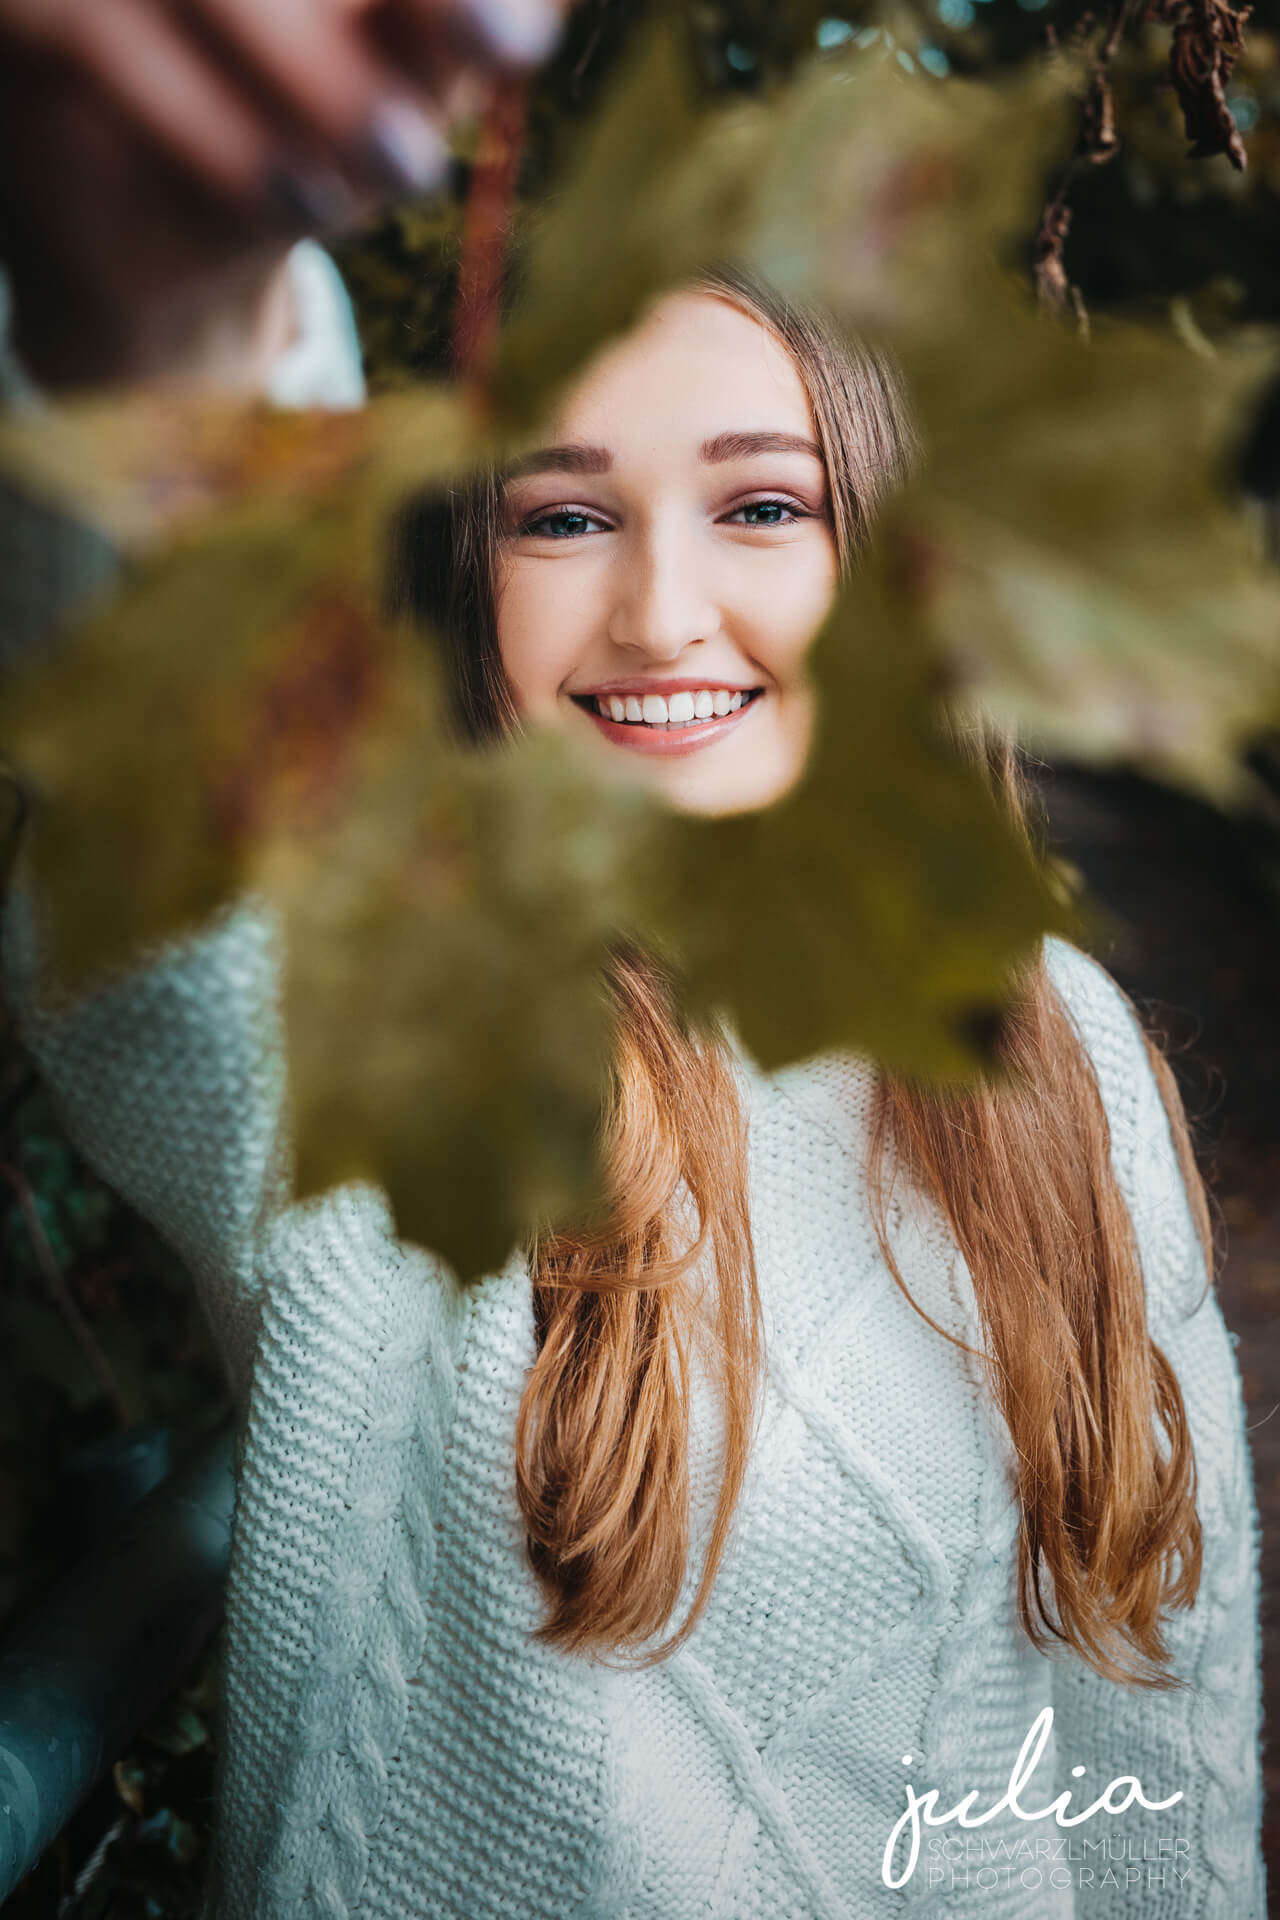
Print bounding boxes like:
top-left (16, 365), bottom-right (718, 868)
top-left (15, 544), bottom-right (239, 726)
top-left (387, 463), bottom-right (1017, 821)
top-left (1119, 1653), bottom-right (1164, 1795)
top-left (521, 510), bottom-right (598, 539)
top-left (728, 498), bottom-right (802, 527)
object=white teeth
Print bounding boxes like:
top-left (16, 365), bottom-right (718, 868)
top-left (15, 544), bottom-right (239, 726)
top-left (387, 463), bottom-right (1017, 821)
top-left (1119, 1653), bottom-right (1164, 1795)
top-left (593, 688), bottom-right (757, 726)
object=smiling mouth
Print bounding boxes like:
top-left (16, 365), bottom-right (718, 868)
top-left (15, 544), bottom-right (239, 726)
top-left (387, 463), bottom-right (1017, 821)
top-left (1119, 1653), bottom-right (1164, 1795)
top-left (571, 687), bottom-right (765, 728)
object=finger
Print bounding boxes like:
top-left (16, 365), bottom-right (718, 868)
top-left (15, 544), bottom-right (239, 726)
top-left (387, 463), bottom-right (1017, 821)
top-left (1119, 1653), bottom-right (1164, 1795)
top-left (393, 0), bottom-right (564, 68)
top-left (184, 0), bottom-right (449, 192)
top-left (372, 0), bottom-right (564, 75)
top-left (42, 0), bottom-right (279, 203)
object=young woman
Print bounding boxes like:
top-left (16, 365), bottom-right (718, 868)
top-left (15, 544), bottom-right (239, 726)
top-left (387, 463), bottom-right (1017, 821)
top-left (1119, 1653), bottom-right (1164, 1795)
top-left (4, 257), bottom-right (1265, 1919)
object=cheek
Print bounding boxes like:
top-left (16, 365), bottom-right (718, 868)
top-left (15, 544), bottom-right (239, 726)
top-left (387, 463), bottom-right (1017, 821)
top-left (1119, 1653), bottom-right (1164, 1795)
top-left (494, 560), bottom-right (590, 716)
top-left (733, 539), bottom-right (839, 678)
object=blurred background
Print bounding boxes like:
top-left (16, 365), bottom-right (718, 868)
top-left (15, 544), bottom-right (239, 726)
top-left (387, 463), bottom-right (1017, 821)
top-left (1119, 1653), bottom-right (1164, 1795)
top-left (4, 0), bottom-right (1280, 1910)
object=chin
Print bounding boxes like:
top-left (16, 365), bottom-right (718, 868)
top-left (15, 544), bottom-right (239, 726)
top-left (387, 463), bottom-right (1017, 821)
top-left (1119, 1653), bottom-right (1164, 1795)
top-left (651, 757), bottom-right (803, 818)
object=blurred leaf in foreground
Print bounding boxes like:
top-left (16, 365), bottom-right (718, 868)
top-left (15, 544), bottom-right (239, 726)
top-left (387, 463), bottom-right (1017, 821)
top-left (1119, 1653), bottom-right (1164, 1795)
top-left (6, 533), bottom-right (388, 990)
top-left (265, 669), bottom-right (652, 1278)
top-left (493, 21), bottom-right (704, 428)
top-left (0, 391), bottom-right (473, 987)
top-left (494, 31), bottom-right (1070, 428)
top-left (897, 309), bottom-right (1280, 791)
top-left (652, 561), bottom-right (1071, 1081)
top-left (0, 396), bottom-right (367, 548)
top-left (0, 386), bottom-right (471, 546)
top-left (4, 27), bottom-right (1279, 1276)
top-left (266, 588), bottom-right (1065, 1272)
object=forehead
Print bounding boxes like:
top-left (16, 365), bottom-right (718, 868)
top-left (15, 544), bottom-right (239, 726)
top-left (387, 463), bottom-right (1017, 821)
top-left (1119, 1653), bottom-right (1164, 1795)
top-left (545, 290), bottom-right (817, 453)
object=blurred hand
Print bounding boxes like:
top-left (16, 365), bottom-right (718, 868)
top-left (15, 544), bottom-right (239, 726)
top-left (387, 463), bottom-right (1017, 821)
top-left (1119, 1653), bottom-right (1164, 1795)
top-left (0, 0), bottom-right (562, 389)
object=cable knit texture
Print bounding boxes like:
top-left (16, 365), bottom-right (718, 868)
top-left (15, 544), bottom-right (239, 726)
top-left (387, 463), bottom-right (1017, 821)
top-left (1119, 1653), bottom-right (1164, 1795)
top-left (2, 911), bottom-right (1265, 1920)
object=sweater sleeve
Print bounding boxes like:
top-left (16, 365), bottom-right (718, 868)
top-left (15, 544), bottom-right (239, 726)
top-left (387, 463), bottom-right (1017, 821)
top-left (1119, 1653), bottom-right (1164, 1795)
top-left (1, 895), bottom-right (291, 1393)
top-left (1042, 938), bottom-right (1266, 1920)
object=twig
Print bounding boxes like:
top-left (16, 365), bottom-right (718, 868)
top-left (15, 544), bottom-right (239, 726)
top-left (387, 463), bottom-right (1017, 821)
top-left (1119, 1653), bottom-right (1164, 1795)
top-left (1157, 0), bottom-right (1252, 170)
top-left (1034, 0), bottom-right (1132, 318)
top-left (451, 72), bottom-right (530, 398)
top-left (572, 0), bottom-right (614, 92)
top-left (0, 1157), bottom-right (130, 1426)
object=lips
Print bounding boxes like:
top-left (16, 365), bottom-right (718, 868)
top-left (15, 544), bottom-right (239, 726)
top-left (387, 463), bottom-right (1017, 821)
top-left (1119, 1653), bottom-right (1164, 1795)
top-left (568, 684), bottom-right (765, 757)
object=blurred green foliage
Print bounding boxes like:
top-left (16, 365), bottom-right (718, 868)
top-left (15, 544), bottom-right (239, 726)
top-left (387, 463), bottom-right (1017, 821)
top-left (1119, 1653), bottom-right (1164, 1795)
top-left (6, 10), bottom-right (1280, 1281)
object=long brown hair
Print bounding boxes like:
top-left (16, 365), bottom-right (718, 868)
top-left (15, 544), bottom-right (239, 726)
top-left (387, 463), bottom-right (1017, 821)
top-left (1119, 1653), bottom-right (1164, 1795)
top-left (391, 268), bottom-right (1207, 1681)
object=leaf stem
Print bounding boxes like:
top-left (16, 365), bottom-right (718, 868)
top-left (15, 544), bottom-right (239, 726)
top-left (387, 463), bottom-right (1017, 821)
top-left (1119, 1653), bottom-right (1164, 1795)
top-left (451, 72), bottom-right (530, 400)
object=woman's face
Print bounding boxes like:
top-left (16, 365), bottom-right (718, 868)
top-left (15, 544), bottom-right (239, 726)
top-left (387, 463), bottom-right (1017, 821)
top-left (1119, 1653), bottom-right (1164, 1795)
top-left (495, 290), bottom-right (840, 815)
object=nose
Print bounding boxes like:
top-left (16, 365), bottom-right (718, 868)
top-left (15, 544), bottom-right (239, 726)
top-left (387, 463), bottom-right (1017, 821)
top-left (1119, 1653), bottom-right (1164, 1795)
top-left (606, 521), bottom-right (721, 661)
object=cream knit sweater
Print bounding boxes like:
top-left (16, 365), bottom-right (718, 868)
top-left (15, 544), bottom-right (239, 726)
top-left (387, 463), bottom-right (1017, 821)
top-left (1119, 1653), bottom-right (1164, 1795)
top-left (2, 900), bottom-right (1266, 1920)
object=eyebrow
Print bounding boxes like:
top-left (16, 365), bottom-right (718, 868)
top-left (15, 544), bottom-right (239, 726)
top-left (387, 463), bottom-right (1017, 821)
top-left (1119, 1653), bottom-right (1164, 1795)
top-left (507, 443), bottom-right (612, 477)
top-left (700, 430), bottom-right (823, 463)
top-left (507, 429), bottom-right (825, 478)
